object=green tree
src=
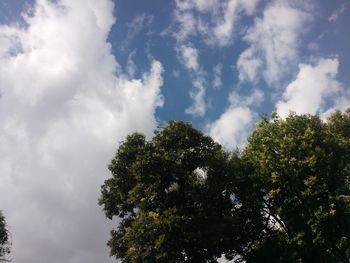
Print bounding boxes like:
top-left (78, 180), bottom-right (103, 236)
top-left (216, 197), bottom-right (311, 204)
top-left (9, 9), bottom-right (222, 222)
top-left (243, 110), bottom-right (350, 262)
top-left (99, 121), bottom-right (266, 262)
top-left (100, 110), bottom-right (350, 262)
top-left (0, 211), bottom-right (10, 262)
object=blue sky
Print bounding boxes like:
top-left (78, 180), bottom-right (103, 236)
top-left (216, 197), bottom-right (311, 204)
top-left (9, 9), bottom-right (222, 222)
top-left (0, 0), bottom-right (349, 262)
top-left (113, 0), bottom-right (350, 128)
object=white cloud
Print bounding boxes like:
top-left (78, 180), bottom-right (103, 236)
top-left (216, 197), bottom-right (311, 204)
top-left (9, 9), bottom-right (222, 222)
top-left (172, 69), bottom-right (180, 78)
top-left (170, 5), bottom-right (196, 42)
top-left (179, 44), bottom-right (199, 71)
top-left (177, 44), bottom-right (206, 117)
top-left (328, 3), bottom-right (347, 22)
top-left (209, 107), bottom-right (253, 149)
top-left (208, 90), bottom-right (264, 149)
top-left (173, 0), bottom-right (260, 47)
top-left (185, 76), bottom-right (206, 116)
top-left (169, 0), bottom-right (260, 117)
top-left (119, 13), bottom-right (154, 51)
top-left (176, 0), bottom-right (218, 13)
top-left (330, 92), bottom-right (350, 112)
top-left (128, 13), bottom-right (154, 34)
top-left (0, 1), bottom-right (163, 263)
top-left (321, 92), bottom-right (350, 120)
top-left (237, 48), bottom-right (262, 83)
top-left (212, 63), bottom-right (223, 89)
top-left (276, 58), bottom-right (341, 118)
top-left (126, 49), bottom-right (137, 77)
top-left (211, 0), bottom-right (259, 47)
top-left (237, 0), bottom-right (313, 85)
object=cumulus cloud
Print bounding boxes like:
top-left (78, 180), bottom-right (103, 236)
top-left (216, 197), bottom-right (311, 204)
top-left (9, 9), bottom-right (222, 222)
top-left (237, 0), bottom-right (313, 85)
top-left (0, 1), bottom-right (163, 263)
top-left (208, 90), bottom-right (264, 149)
top-left (276, 58), bottom-right (341, 118)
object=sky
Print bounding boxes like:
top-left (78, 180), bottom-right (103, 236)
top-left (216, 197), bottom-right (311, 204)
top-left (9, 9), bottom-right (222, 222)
top-left (0, 0), bottom-right (349, 262)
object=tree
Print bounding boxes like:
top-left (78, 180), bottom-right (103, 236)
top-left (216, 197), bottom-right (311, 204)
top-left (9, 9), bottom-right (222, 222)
top-left (243, 110), bottom-right (350, 262)
top-left (99, 121), bottom-right (266, 262)
top-left (0, 211), bottom-right (11, 262)
top-left (100, 111), bottom-right (350, 262)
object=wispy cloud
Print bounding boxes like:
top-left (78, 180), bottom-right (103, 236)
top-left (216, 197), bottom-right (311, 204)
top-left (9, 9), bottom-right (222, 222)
top-left (119, 13), bottom-right (153, 51)
top-left (237, 0), bottom-right (313, 85)
top-left (185, 74), bottom-right (207, 116)
top-left (212, 63), bottom-right (223, 89)
top-left (126, 49), bottom-right (137, 77)
top-left (328, 3), bottom-right (348, 22)
top-left (167, 0), bottom-right (260, 117)
top-left (172, 0), bottom-right (260, 47)
top-left (177, 44), bottom-right (207, 116)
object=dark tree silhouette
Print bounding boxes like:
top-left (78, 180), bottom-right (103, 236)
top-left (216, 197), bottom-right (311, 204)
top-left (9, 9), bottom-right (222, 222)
top-left (243, 110), bottom-right (350, 262)
top-left (100, 110), bottom-right (350, 262)
top-left (0, 211), bottom-right (11, 262)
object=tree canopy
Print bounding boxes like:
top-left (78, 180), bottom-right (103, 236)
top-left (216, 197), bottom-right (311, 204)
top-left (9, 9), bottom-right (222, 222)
top-left (0, 211), bottom-right (10, 262)
top-left (100, 110), bottom-right (350, 262)
top-left (243, 110), bottom-right (350, 262)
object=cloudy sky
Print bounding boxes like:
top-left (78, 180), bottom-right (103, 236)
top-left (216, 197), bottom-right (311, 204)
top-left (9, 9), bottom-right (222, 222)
top-left (0, 0), bottom-right (349, 262)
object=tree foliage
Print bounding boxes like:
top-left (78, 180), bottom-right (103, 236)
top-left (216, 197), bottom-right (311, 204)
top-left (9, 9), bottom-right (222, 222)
top-left (0, 211), bottom-right (10, 262)
top-left (243, 110), bottom-right (350, 262)
top-left (99, 121), bottom-right (266, 262)
top-left (100, 110), bottom-right (350, 262)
